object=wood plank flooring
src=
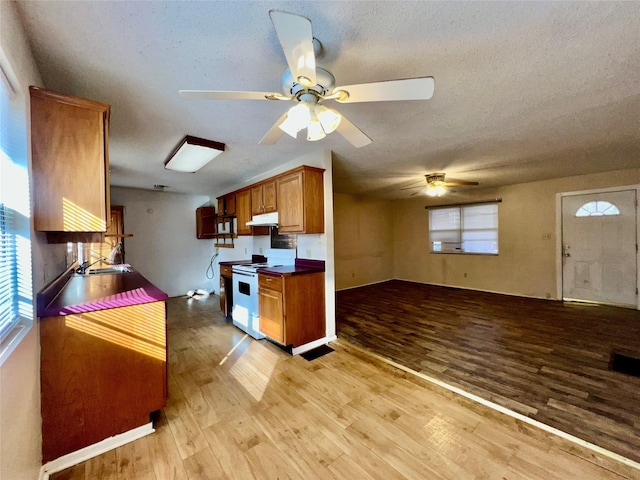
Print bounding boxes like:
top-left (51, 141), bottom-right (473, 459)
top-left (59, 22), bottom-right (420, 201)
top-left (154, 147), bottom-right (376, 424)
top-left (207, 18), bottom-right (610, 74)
top-left (51, 294), bottom-right (639, 480)
top-left (336, 280), bottom-right (640, 466)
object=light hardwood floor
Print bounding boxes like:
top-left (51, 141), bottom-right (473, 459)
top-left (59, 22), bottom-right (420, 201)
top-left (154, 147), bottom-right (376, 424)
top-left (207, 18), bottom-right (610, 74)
top-left (51, 295), bottom-right (639, 479)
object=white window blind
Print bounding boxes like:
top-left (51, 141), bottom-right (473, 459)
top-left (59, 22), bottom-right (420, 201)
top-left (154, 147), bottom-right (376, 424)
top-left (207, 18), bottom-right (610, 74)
top-left (0, 58), bottom-right (33, 362)
top-left (429, 202), bottom-right (499, 254)
top-left (0, 203), bottom-right (19, 341)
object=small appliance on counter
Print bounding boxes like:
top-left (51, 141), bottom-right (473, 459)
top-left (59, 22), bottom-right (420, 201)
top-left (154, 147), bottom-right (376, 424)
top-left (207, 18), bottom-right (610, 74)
top-left (231, 248), bottom-right (296, 339)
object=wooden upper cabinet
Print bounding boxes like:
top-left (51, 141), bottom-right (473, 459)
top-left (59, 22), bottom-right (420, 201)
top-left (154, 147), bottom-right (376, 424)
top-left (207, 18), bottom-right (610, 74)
top-left (235, 189), bottom-right (252, 236)
top-left (195, 206), bottom-right (216, 239)
top-left (30, 87), bottom-right (110, 233)
top-left (276, 166), bottom-right (324, 234)
top-left (217, 194), bottom-right (236, 216)
top-left (251, 180), bottom-right (277, 215)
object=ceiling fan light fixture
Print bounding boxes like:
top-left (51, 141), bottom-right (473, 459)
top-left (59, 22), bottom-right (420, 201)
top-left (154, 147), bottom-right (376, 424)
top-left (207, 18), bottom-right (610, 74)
top-left (426, 184), bottom-right (447, 197)
top-left (316, 105), bottom-right (341, 134)
top-left (164, 135), bottom-right (225, 173)
top-left (278, 115), bottom-right (301, 138)
top-left (306, 118), bottom-right (326, 141)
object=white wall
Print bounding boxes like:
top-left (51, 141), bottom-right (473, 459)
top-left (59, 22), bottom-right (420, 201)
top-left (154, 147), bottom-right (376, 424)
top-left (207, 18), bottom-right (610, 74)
top-left (110, 187), bottom-right (215, 297)
top-left (210, 149), bottom-right (336, 339)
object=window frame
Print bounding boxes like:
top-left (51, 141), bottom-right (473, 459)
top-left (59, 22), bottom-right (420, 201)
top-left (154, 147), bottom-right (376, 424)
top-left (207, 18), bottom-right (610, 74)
top-left (0, 52), bottom-right (34, 365)
top-left (427, 200), bottom-right (500, 255)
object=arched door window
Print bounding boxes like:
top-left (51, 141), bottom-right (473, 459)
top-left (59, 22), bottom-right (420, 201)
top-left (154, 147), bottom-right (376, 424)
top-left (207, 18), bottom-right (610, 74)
top-left (575, 201), bottom-right (620, 217)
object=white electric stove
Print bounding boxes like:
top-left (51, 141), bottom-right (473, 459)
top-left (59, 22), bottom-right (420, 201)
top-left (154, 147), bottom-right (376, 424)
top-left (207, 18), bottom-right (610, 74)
top-left (231, 249), bottom-right (296, 339)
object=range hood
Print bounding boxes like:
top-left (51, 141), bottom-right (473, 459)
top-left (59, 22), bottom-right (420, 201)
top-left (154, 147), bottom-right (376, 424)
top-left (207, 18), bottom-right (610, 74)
top-left (246, 211), bottom-right (278, 226)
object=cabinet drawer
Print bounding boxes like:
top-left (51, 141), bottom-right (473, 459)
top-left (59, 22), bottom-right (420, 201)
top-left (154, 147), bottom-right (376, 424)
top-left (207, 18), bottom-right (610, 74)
top-left (259, 274), bottom-right (282, 292)
top-left (220, 265), bottom-right (233, 278)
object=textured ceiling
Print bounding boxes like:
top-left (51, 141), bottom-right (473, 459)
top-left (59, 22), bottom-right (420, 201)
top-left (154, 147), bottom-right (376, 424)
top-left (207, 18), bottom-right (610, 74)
top-left (15, 1), bottom-right (640, 199)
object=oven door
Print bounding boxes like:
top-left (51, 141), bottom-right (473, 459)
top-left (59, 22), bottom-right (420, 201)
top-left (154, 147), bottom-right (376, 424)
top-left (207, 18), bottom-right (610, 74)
top-left (231, 270), bottom-right (257, 329)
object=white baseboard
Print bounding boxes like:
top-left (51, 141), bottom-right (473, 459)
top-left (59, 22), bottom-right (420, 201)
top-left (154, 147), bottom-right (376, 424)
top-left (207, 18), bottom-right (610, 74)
top-left (338, 340), bottom-right (640, 472)
top-left (393, 277), bottom-right (555, 301)
top-left (335, 278), bottom-right (394, 292)
top-left (38, 422), bottom-right (155, 480)
top-left (292, 335), bottom-right (337, 355)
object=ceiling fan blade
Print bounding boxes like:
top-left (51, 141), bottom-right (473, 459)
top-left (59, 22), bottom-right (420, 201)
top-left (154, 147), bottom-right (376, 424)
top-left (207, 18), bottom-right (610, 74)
top-left (259, 112), bottom-right (289, 145)
top-left (444, 181), bottom-right (479, 186)
top-left (269, 10), bottom-right (316, 87)
top-left (179, 90), bottom-right (285, 101)
top-left (334, 77), bottom-right (434, 103)
top-left (335, 115), bottom-right (372, 148)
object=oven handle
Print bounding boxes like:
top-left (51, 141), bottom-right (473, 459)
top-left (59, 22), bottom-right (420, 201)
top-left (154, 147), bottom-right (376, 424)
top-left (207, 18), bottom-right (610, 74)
top-left (232, 271), bottom-right (256, 278)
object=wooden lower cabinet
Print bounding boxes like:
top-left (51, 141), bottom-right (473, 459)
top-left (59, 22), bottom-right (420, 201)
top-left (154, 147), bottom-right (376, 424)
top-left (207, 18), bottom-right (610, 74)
top-left (220, 265), bottom-right (233, 318)
top-left (258, 272), bottom-right (325, 348)
top-left (39, 301), bottom-right (167, 462)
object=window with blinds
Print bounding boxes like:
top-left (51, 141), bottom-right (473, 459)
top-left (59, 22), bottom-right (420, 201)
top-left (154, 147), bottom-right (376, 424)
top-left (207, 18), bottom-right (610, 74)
top-left (429, 202), bottom-right (499, 254)
top-left (0, 57), bottom-right (33, 363)
top-left (0, 203), bottom-right (19, 342)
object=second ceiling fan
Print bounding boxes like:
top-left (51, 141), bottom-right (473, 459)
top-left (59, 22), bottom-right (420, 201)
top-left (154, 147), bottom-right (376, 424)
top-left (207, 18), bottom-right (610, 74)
top-left (180, 10), bottom-right (435, 148)
top-left (404, 173), bottom-right (479, 196)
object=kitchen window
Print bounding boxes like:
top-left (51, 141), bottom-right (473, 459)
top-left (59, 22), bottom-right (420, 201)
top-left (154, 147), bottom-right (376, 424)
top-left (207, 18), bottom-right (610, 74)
top-left (428, 202), bottom-right (499, 254)
top-left (0, 58), bottom-right (33, 364)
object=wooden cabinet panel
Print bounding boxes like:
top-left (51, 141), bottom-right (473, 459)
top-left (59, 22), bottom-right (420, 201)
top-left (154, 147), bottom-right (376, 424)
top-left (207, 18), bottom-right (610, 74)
top-left (235, 189), bottom-right (252, 235)
top-left (220, 266), bottom-right (233, 317)
top-left (276, 166), bottom-right (324, 234)
top-left (251, 180), bottom-right (277, 215)
top-left (258, 272), bottom-right (325, 348)
top-left (217, 194), bottom-right (236, 216)
top-left (277, 172), bottom-right (304, 232)
top-left (225, 194), bottom-right (236, 215)
top-left (196, 206), bottom-right (216, 239)
top-left (251, 185), bottom-right (263, 216)
top-left (258, 287), bottom-right (284, 343)
top-left (30, 87), bottom-right (110, 233)
top-left (40, 301), bottom-right (167, 462)
top-left (263, 180), bottom-right (277, 213)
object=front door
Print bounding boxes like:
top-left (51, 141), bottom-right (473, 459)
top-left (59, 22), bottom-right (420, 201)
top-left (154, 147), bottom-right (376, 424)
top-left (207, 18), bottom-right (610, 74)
top-left (561, 190), bottom-right (637, 307)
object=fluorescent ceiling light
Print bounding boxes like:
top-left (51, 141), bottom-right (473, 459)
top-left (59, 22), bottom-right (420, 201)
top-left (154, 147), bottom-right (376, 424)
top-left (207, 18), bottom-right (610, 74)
top-left (164, 135), bottom-right (225, 173)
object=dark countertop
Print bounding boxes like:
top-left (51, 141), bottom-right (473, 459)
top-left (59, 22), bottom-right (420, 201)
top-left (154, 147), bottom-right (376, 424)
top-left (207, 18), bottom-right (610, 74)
top-left (258, 258), bottom-right (325, 277)
top-left (38, 267), bottom-right (168, 317)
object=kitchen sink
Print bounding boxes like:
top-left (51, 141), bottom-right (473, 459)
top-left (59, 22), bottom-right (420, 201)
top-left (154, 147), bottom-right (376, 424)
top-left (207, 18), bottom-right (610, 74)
top-left (88, 265), bottom-right (133, 274)
top-left (74, 265), bottom-right (133, 276)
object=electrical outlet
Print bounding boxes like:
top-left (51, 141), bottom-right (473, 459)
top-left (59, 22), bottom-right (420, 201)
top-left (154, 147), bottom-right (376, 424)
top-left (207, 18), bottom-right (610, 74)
top-left (306, 249), bottom-right (312, 258)
top-left (244, 247), bottom-right (248, 254)
top-left (259, 247), bottom-right (263, 254)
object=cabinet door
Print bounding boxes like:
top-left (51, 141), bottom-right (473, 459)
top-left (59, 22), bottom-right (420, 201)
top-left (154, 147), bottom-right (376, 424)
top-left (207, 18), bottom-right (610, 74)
top-left (251, 185), bottom-right (263, 215)
top-left (30, 87), bottom-right (110, 232)
top-left (235, 189), bottom-right (252, 235)
top-left (277, 171), bottom-right (304, 233)
top-left (263, 180), bottom-right (277, 213)
top-left (259, 289), bottom-right (284, 343)
top-left (225, 194), bottom-right (236, 215)
top-left (196, 206), bottom-right (216, 239)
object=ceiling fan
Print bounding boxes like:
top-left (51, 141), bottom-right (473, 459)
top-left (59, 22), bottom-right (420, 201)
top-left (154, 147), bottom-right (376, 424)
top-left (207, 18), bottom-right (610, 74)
top-left (179, 10), bottom-right (434, 148)
top-left (404, 173), bottom-right (479, 196)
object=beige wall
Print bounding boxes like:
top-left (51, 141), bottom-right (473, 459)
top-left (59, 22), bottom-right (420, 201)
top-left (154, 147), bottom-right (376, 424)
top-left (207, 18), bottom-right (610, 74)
top-left (334, 193), bottom-right (394, 290)
top-left (1, 2), bottom-right (68, 478)
top-left (393, 168), bottom-right (640, 299)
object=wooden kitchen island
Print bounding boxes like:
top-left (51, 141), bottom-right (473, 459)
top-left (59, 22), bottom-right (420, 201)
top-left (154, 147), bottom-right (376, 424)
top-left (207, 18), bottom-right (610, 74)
top-left (37, 266), bottom-right (168, 462)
